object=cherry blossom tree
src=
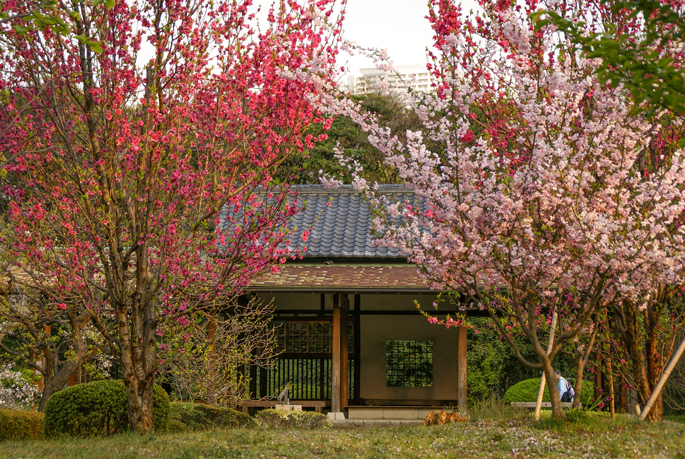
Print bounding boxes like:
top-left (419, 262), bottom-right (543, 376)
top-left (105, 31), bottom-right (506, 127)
top-left (324, 0), bottom-right (685, 419)
top-left (0, 0), bottom-right (342, 433)
top-left (0, 362), bottom-right (39, 409)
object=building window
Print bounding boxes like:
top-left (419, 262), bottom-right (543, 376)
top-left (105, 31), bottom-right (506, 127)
top-left (386, 340), bottom-right (433, 387)
top-left (272, 322), bottom-right (353, 354)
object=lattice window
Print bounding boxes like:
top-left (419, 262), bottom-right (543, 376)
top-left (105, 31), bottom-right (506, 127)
top-left (272, 322), bottom-right (352, 354)
top-left (386, 340), bottom-right (433, 387)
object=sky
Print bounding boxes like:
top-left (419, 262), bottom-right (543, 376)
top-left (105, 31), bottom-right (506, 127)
top-left (338, 0), bottom-right (477, 74)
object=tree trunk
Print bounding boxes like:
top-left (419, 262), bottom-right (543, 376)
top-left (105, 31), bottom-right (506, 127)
top-left (573, 355), bottom-right (585, 409)
top-left (646, 389), bottom-right (664, 421)
top-left (125, 377), bottom-right (155, 434)
top-left (623, 299), bottom-right (664, 421)
top-left (542, 357), bottom-right (566, 419)
top-left (646, 312), bottom-right (664, 421)
top-left (117, 250), bottom-right (158, 434)
top-left (37, 332), bottom-right (90, 412)
top-left (37, 366), bottom-right (74, 412)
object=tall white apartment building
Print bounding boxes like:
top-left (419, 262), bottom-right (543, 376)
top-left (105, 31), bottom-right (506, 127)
top-left (345, 64), bottom-right (434, 94)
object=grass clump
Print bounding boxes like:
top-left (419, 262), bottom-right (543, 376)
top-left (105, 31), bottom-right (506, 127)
top-left (467, 395), bottom-right (530, 422)
top-left (168, 402), bottom-right (253, 432)
top-left (255, 409), bottom-right (332, 429)
top-left (0, 408), bottom-right (44, 441)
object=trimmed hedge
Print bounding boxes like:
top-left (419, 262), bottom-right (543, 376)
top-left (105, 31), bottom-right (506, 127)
top-left (168, 402), bottom-right (253, 432)
top-left (255, 409), bottom-right (332, 429)
top-left (0, 408), bottom-right (44, 441)
top-left (503, 377), bottom-right (595, 405)
top-left (44, 380), bottom-right (169, 438)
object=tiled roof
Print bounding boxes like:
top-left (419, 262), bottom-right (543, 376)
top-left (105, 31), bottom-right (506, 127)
top-left (249, 263), bottom-right (434, 292)
top-left (222, 184), bottom-right (422, 259)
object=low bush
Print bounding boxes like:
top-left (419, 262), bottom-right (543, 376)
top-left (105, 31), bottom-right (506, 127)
top-left (0, 408), bottom-right (44, 441)
top-left (255, 409), bottom-right (331, 429)
top-left (44, 380), bottom-right (169, 438)
top-left (168, 402), bottom-right (253, 432)
top-left (503, 377), bottom-right (594, 406)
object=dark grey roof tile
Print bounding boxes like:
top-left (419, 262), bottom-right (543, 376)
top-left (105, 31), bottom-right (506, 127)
top-left (221, 185), bottom-right (422, 259)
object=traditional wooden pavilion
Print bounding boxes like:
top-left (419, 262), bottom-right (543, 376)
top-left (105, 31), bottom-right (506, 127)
top-left (242, 185), bottom-right (468, 415)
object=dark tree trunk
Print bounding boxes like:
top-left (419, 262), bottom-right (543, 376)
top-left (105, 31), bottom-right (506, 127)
top-left (37, 314), bottom-right (93, 412)
top-left (37, 359), bottom-right (79, 412)
top-left (623, 299), bottom-right (665, 422)
top-left (573, 359), bottom-right (585, 409)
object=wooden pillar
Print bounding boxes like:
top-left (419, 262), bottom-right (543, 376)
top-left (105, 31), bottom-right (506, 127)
top-left (353, 294), bottom-right (361, 402)
top-left (340, 294), bottom-right (349, 409)
top-left (332, 293), bottom-right (341, 412)
top-left (249, 348), bottom-right (257, 399)
top-left (331, 293), bottom-right (349, 412)
top-left (457, 325), bottom-right (467, 410)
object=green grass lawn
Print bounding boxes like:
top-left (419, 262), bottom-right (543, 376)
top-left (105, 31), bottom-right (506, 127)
top-left (1, 413), bottom-right (684, 458)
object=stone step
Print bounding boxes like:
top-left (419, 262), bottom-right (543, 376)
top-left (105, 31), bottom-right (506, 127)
top-left (332, 419), bottom-right (424, 428)
top-left (347, 406), bottom-right (441, 420)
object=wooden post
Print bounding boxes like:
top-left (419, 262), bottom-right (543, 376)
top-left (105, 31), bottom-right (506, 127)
top-left (331, 293), bottom-right (341, 413)
top-left (457, 325), bottom-right (467, 411)
top-left (535, 310), bottom-right (558, 420)
top-left (340, 294), bottom-right (349, 409)
top-left (608, 360), bottom-right (615, 420)
top-left (353, 294), bottom-right (361, 402)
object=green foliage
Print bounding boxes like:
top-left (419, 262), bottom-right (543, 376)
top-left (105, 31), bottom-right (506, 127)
top-left (466, 319), bottom-right (556, 400)
top-left (255, 409), bottom-right (332, 429)
top-left (167, 402), bottom-right (253, 432)
top-left (44, 380), bottom-right (169, 438)
top-left (533, 0), bottom-right (685, 120)
top-left (277, 92), bottom-right (423, 185)
top-left (385, 340), bottom-right (433, 387)
top-left (503, 378), bottom-right (594, 405)
top-left (0, 408), bottom-right (44, 441)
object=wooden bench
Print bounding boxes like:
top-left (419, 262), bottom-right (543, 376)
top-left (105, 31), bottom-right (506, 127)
top-left (511, 402), bottom-right (578, 409)
top-left (238, 400), bottom-right (329, 414)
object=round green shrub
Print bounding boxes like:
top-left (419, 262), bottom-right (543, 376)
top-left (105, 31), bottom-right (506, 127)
top-left (0, 408), bottom-right (44, 441)
top-left (503, 377), bottom-right (594, 405)
top-left (167, 418), bottom-right (189, 433)
top-left (168, 402), bottom-right (253, 431)
top-left (44, 380), bottom-right (169, 438)
top-left (255, 409), bottom-right (332, 429)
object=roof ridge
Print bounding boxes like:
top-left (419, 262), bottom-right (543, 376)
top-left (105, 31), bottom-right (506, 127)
top-left (291, 184), bottom-right (413, 194)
